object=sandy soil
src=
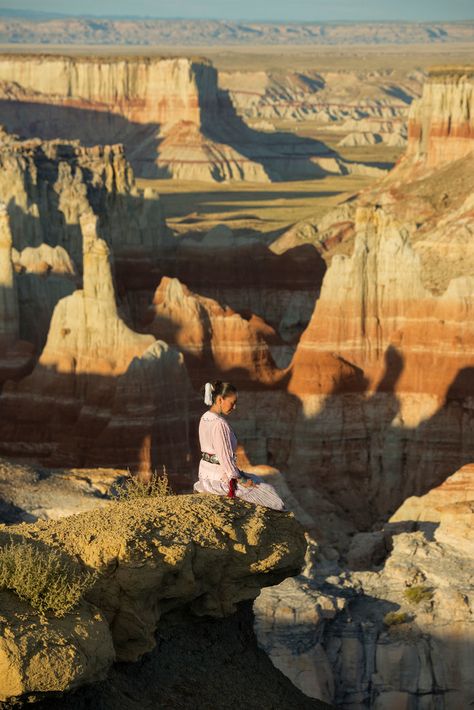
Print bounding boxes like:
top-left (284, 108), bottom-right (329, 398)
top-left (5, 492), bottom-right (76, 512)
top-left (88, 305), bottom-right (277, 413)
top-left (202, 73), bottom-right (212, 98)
top-left (0, 42), bottom-right (473, 72)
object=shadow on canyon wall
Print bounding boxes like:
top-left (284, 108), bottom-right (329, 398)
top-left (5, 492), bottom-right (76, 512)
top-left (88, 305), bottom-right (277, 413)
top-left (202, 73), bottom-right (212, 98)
top-left (271, 345), bottom-right (474, 533)
top-left (0, 361), bottom-right (200, 491)
top-left (0, 99), bottom-right (163, 178)
top-left (5, 161), bottom-right (326, 353)
top-left (0, 95), bottom-right (344, 180)
top-left (0, 320), bottom-right (472, 538)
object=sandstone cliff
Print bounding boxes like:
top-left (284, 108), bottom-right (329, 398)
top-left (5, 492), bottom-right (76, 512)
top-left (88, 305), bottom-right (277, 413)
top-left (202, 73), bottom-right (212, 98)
top-left (148, 276), bottom-right (280, 387)
top-left (0, 494), bottom-right (326, 709)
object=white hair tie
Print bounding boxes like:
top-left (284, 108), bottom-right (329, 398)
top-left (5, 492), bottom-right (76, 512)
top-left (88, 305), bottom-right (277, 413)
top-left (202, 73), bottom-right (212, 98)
top-left (204, 382), bottom-right (214, 406)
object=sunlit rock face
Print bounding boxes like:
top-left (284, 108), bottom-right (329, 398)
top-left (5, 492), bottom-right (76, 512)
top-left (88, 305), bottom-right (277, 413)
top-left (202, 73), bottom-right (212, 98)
top-left (404, 66), bottom-right (474, 172)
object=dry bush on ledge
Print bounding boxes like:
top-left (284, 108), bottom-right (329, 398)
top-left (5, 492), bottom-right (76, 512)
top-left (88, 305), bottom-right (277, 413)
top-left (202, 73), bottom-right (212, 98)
top-left (0, 541), bottom-right (96, 617)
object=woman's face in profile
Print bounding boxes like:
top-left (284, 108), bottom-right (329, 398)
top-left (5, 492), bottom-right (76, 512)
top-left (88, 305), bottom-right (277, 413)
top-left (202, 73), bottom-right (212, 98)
top-left (218, 393), bottom-right (238, 416)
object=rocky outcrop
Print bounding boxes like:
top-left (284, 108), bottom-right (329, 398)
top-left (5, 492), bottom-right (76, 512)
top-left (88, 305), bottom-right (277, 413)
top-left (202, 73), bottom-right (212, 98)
top-left (0, 203), bottom-right (34, 381)
top-left (0, 130), bottom-right (167, 266)
top-left (0, 494), bottom-right (315, 707)
top-left (0, 214), bottom-right (193, 479)
top-left (156, 226), bottom-right (327, 347)
top-left (255, 465), bottom-right (474, 708)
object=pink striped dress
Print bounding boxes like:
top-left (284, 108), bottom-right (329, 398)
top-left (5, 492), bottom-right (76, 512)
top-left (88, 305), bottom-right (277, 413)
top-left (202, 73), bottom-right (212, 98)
top-left (194, 410), bottom-right (285, 511)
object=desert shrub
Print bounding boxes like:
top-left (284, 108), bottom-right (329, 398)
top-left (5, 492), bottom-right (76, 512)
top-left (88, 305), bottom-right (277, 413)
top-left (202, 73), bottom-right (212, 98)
top-left (403, 585), bottom-right (434, 605)
top-left (0, 541), bottom-right (96, 617)
top-left (383, 611), bottom-right (410, 627)
top-left (114, 467), bottom-right (173, 501)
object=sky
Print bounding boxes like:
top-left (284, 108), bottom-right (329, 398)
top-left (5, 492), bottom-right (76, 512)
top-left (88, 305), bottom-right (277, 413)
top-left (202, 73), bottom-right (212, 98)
top-left (0, 0), bottom-right (473, 22)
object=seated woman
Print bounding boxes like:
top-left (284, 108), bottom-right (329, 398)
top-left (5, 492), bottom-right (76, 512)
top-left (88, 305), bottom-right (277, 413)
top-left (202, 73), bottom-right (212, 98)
top-left (194, 380), bottom-right (285, 511)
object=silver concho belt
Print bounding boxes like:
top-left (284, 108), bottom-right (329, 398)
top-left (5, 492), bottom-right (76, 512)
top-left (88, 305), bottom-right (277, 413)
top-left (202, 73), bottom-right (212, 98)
top-left (201, 452), bottom-right (220, 464)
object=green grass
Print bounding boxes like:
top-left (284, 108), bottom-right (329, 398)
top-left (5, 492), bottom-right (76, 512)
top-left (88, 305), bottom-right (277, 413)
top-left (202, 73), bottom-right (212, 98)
top-left (0, 541), bottom-right (96, 617)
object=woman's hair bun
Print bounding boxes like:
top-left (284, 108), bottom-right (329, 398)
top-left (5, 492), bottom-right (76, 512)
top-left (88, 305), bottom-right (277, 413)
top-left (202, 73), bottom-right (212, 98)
top-left (202, 380), bottom-right (237, 405)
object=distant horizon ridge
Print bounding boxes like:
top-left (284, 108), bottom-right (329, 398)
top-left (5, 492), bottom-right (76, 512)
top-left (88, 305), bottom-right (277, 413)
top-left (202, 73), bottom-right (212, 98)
top-left (0, 10), bottom-right (473, 23)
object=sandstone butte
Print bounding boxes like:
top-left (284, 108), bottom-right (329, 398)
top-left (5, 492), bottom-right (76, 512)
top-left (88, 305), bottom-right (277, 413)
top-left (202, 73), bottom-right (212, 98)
top-left (0, 53), bottom-right (362, 182)
top-left (0, 495), bottom-right (329, 709)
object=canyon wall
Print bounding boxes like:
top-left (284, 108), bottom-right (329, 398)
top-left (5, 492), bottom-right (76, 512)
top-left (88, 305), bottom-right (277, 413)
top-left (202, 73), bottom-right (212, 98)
top-left (0, 56), bottom-right (471, 710)
top-left (0, 213), bottom-right (193, 480)
top-left (0, 63), bottom-right (471, 538)
top-left (0, 133), bottom-right (193, 480)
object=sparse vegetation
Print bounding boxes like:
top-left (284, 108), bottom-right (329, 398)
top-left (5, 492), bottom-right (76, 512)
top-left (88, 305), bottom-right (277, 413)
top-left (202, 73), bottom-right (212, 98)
top-left (383, 611), bottom-right (411, 627)
top-left (114, 467), bottom-right (173, 501)
top-left (0, 541), bottom-right (96, 617)
top-left (403, 585), bottom-right (434, 605)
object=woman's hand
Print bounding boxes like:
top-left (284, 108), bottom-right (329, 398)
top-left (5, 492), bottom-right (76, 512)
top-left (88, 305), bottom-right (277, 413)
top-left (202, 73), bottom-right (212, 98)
top-left (239, 475), bottom-right (259, 488)
top-left (240, 478), bottom-right (256, 488)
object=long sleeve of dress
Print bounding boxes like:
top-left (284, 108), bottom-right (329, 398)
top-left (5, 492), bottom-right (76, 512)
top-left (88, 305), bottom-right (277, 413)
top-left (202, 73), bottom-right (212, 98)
top-left (211, 418), bottom-right (241, 481)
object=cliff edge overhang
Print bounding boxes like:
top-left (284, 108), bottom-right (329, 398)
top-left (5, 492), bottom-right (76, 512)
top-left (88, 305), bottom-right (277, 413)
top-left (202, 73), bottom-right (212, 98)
top-left (0, 494), bottom-right (306, 703)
